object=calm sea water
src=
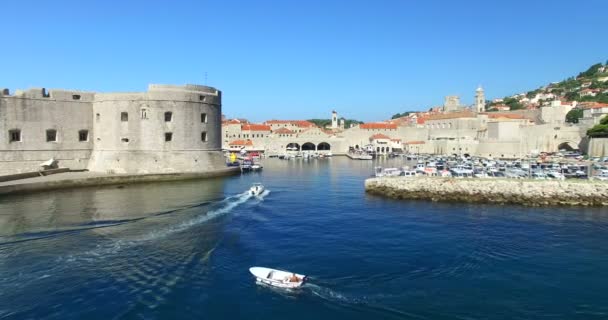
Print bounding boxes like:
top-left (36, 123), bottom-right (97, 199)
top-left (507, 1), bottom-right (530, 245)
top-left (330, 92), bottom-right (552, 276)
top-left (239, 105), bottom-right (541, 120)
top-left (1, 157), bottom-right (608, 319)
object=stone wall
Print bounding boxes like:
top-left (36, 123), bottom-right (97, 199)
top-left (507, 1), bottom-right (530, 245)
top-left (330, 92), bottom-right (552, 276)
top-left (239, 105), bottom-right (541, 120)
top-left (0, 88), bottom-right (94, 174)
top-left (587, 138), bottom-right (608, 157)
top-left (365, 177), bottom-right (608, 206)
top-left (0, 84), bottom-right (227, 176)
top-left (88, 85), bottom-right (224, 174)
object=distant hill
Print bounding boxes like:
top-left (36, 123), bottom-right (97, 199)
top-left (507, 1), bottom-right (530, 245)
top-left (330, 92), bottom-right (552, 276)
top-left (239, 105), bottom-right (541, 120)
top-left (488, 61), bottom-right (608, 111)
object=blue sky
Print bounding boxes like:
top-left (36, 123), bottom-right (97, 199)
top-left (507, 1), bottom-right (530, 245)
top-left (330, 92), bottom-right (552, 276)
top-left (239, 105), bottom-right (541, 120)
top-left (1, 0), bottom-right (607, 122)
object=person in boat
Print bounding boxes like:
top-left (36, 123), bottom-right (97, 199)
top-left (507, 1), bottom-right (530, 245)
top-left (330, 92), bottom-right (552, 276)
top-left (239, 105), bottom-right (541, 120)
top-left (289, 273), bottom-right (300, 282)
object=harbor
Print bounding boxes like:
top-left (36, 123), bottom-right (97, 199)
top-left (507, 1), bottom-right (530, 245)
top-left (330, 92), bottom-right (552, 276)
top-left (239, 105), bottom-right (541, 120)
top-left (2, 157), bottom-right (608, 319)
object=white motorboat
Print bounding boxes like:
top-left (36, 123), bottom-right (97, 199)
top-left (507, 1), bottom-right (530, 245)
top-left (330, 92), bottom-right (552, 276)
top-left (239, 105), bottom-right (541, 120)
top-left (249, 267), bottom-right (306, 289)
top-left (249, 183), bottom-right (265, 196)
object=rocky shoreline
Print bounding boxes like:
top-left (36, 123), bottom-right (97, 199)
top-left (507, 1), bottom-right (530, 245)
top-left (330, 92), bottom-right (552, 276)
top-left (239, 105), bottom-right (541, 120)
top-left (365, 177), bottom-right (608, 207)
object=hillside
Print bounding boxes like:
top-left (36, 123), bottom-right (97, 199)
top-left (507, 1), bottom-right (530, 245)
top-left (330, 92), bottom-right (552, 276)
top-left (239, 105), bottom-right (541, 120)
top-left (488, 61), bottom-right (608, 111)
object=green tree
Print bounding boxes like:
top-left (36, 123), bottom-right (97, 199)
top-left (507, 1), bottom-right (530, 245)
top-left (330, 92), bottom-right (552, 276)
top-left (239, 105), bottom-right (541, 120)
top-left (565, 108), bottom-right (584, 124)
top-left (578, 63), bottom-right (603, 78)
top-left (391, 111), bottom-right (413, 119)
top-left (504, 97), bottom-right (524, 110)
top-left (587, 115), bottom-right (608, 137)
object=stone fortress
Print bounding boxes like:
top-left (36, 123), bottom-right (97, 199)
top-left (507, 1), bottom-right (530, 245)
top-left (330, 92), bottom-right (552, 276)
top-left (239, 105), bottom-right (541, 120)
top-left (222, 86), bottom-right (591, 158)
top-left (0, 84), bottom-right (227, 175)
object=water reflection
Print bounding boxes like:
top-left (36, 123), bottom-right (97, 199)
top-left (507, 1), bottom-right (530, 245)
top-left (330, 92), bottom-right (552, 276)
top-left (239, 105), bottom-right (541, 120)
top-left (0, 178), bottom-right (227, 238)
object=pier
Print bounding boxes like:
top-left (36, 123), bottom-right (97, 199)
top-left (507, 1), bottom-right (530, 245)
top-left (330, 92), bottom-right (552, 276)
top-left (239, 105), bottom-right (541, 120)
top-left (365, 176), bottom-right (608, 206)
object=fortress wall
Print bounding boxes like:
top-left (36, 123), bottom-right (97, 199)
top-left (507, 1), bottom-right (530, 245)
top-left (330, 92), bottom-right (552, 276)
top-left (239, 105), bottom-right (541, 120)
top-left (587, 138), bottom-right (608, 157)
top-left (88, 85), bottom-right (225, 174)
top-left (0, 89), bottom-right (94, 174)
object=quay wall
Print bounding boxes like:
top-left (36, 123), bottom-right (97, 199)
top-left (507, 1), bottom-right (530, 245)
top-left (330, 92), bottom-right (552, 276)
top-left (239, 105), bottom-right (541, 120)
top-left (365, 177), bottom-right (608, 206)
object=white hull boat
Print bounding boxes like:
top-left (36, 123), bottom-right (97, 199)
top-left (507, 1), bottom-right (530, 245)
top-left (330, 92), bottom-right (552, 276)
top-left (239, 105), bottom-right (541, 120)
top-left (249, 267), bottom-right (306, 289)
top-left (249, 183), bottom-right (265, 196)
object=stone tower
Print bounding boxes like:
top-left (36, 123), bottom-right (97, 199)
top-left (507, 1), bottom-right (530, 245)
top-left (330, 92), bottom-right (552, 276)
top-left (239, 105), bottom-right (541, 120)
top-left (475, 86), bottom-right (485, 113)
top-left (331, 110), bottom-right (338, 129)
top-left (339, 118), bottom-right (345, 130)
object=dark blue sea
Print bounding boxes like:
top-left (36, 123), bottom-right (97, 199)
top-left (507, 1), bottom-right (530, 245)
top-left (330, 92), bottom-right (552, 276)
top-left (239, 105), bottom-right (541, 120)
top-left (1, 157), bottom-right (608, 319)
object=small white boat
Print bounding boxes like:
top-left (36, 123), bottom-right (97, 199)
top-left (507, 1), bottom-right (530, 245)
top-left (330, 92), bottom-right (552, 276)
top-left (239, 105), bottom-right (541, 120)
top-left (249, 267), bottom-right (306, 289)
top-left (249, 183), bottom-right (265, 196)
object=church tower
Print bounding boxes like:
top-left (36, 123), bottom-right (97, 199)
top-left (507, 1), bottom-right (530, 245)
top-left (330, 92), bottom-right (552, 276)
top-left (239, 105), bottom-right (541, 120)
top-left (475, 86), bottom-right (485, 113)
top-left (331, 110), bottom-right (338, 129)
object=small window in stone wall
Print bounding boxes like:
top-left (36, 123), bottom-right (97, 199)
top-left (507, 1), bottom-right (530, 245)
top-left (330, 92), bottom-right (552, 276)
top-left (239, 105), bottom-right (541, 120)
top-left (141, 108), bottom-right (148, 120)
top-left (72, 94), bottom-right (81, 100)
top-left (201, 113), bottom-right (207, 123)
top-left (121, 138), bottom-right (129, 143)
top-left (121, 112), bottom-right (128, 122)
top-left (46, 129), bottom-right (57, 142)
top-left (79, 130), bottom-right (89, 142)
top-left (96, 113), bottom-right (100, 122)
top-left (199, 95), bottom-right (206, 101)
top-left (202, 131), bottom-right (207, 142)
top-left (165, 132), bottom-right (173, 142)
top-left (165, 112), bottom-right (173, 122)
top-left (9, 129), bottom-right (21, 142)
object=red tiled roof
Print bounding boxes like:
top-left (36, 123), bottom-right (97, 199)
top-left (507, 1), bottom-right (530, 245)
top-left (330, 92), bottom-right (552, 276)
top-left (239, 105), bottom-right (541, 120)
top-left (584, 103), bottom-right (608, 109)
top-left (405, 141), bottom-right (425, 145)
top-left (222, 119), bottom-right (242, 125)
top-left (241, 124), bottom-right (271, 131)
top-left (264, 120), bottom-right (316, 128)
top-left (417, 117), bottom-right (426, 124)
top-left (229, 139), bottom-right (253, 146)
top-left (391, 138), bottom-right (402, 142)
top-left (370, 133), bottom-right (391, 140)
top-left (360, 122), bottom-right (398, 130)
top-left (273, 127), bottom-right (294, 134)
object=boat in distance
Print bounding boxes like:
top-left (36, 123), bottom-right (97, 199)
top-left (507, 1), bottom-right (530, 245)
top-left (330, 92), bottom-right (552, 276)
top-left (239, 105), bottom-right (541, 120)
top-left (249, 183), bottom-right (265, 196)
top-left (249, 267), bottom-right (306, 288)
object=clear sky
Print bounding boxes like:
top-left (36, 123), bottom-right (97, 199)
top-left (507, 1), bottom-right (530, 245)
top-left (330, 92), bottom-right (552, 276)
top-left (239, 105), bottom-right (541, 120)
top-left (1, 0), bottom-right (607, 122)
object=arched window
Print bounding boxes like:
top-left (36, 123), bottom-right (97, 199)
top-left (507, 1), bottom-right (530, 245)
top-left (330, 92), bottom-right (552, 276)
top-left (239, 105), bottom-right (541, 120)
top-left (141, 108), bottom-right (148, 120)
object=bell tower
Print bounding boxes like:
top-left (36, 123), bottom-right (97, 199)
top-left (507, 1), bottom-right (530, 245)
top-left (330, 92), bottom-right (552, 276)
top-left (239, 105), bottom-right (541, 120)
top-left (475, 86), bottom-right (485, 113)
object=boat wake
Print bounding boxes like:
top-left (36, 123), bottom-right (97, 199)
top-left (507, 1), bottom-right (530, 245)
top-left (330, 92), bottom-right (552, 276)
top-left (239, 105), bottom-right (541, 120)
top-left (60, 191), bottom-right (257, 261)
top-left (253, 189), bottom-right (270, 201)
top-left (302, 283), bottom-right (410, 319)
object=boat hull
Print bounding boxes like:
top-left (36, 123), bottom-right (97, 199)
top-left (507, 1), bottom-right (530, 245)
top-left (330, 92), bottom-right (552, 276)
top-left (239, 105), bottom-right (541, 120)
top-left (249, 267), bottom-right (305, 289)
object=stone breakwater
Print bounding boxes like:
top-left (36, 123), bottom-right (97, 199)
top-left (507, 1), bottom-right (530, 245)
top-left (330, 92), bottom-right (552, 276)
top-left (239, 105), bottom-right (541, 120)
top-left (365, 177), bottom-right (608, 207)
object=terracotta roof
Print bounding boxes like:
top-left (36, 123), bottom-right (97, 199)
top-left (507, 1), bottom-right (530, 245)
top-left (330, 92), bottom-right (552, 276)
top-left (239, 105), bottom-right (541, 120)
top-left (273, 127), bottom-right (294, 134)
top-left (229, 139), bottom-right (253, 146)
top-left (222, 119), bottom-right (242, 125)
top-left (264, 120), bottom-right (316, 127)
top-left (416, 117), bottom-right (426, 124)
top-left (425, 111), bottom-right (476, 121)
top-left (583, 102), bottom-right (608, 109)
top-left (370, 133), bottom-right (391, 140)
top-left (405, 141), bottom-right (425, 145)
top-left (391, 138), bottom-right (402, 142)
top-left (360, 122), bottom-right (398, 130)
top-left (241, 124), bottom-right (271, 131)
